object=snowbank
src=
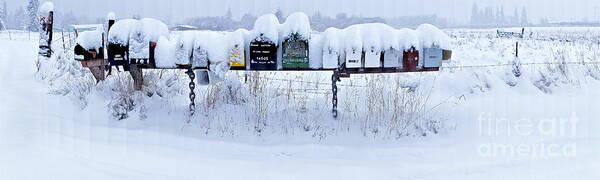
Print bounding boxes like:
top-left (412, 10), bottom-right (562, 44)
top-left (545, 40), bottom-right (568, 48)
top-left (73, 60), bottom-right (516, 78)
top-left (76, 29), bottom-right (103, 51)
top-left (39, 1), bottom-right (54, 13)
top-left (281, 12), bottom-right (311, 41)
top-left (416, 24), bottom-right (451, 49)
top-left (252, 14), bottom-right (280, 43)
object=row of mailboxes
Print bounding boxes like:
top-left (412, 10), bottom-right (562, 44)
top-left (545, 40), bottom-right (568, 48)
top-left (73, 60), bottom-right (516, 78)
top-left (242, 44), bottom-right (442, 71)
top-left (343, 47), bottom-right (422, 70)
top-left (235, 35), bottom-right (446, 71)
top-left (247, 35), bottom-right (311, 70)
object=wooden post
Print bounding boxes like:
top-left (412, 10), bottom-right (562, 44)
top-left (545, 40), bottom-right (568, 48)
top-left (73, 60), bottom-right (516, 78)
top-left (129, 64), bottom-right (144, 91)
top-left (38, 11), bottom-right (54, 57)
top-left (515, 42), bottom-right (519, 58)
top-left (61, 29), bottom-right (66, 50)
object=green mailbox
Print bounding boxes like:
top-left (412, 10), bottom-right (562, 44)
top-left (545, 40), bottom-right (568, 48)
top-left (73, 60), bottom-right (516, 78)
top-left (282, 33), bottom-right (309, 69)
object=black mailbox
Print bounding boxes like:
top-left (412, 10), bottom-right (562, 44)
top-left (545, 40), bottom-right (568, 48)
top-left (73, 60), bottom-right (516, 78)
top-left (249, 39), bottom-right (278, 70)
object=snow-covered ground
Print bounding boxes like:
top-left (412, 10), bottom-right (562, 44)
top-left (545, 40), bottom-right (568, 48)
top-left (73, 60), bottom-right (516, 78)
top-left (1, 29), bottom-right (599, 179)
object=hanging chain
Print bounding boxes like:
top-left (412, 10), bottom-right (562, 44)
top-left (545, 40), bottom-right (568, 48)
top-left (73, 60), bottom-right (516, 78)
top-left (186, 68), bottom-right (196, 116)
top-left (331, 72), bottom-right (340, 118)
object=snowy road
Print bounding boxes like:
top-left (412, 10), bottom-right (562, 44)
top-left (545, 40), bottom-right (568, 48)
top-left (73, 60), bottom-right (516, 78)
top-left (0, 39), bottom-right (599, 179)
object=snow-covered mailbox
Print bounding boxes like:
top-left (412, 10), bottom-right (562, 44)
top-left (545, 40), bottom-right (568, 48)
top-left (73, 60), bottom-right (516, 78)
top-left (249, 14), bottom-right (280, 70)
top-left (361, 24), bottom-right (385, 68)
top-left (403, 47), bottom-right (420, 72)
top-left (191, 32), bottom-right (212, 85)
top-left (74, 29), bottom-right (107, 82)
top-left (395, 28), bottom-right (421, 71)
top-left (344, 25), bottom-right (363, 68)
top-left (281, 13), bottom-right (311, 69)
top-left (65, 24), bottom-right (103, 38)
top-left (107, 18), bottom-right (169, 69)
top-left (416, 24), bottom-right (452, 70)
top-left (322, 28), bottom-right (343, 69)
top-left (228, 29), bottom-right (249, 70)
top-left (38, 1), bottom-right (54, 57)
top-left (381, 26), bottom-right (404, 69)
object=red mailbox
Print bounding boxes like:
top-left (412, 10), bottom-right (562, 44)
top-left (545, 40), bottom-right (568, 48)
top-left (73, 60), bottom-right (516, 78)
top-left (403, 47), bottom-right (419, 72)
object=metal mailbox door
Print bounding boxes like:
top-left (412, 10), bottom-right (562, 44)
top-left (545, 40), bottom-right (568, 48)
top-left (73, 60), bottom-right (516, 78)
top-left (403, 49), bottom-right (419, 72)
top-left (323, 48), bottom-right (339, 69)
top-left (229, 44), bottom-right (246, 70)
top-left (192, 47), bottom-right (209, 68)
top-left (282, 36), bottom-right (309, 69)
top-left (364, 47), bottom-right (382, 68)
top-left (423, 48), bottom-right (443, 68)
top-left (345, 48), bottom-right (362, 68)
top-left (250, 41), bottom-right (278, 70)
top-left (383, 48), bottom-right (401, 68)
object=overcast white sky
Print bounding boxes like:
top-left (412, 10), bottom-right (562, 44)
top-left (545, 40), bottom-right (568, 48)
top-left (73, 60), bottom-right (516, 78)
top-left (4, 0), bottom-right (600, 24)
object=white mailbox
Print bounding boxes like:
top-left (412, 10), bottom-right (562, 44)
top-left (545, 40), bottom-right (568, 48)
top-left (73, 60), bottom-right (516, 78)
top-left (383, 48), bottom-right (402, 68)
top-left (364, 46), bottom-right (382, 68)
top-left (345, 48), bottom-right (362, 68)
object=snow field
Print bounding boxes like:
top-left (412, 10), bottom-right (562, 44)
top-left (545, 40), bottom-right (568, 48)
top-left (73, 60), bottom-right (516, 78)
top-left (32, 26), bottom-right (600, 143)
top-left (1, 29), bottom-right (600, 178)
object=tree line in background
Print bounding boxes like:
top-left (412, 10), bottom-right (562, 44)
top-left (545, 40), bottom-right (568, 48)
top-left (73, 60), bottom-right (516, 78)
top-left (0, 1), bottom-right (448, 32)
top-left (470, 3), bottom-right (528, 27)
top-left (0, 0), bottom-right (42, 31)
top-left (181, 8), bottom-right (447, 31)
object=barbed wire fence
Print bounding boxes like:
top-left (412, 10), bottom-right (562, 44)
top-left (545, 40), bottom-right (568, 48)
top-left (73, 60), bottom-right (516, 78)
top-left (239, 61), bottom-right (600, 91)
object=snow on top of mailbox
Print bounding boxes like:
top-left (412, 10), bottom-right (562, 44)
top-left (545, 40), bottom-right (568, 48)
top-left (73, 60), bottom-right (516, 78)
top-left (343, 24), bottom-right (363, 51)
top-left (173, 31), bottom-right (197, 64)
top-left (155, 36), bottom-right (178, 68)
top-left (228, 28), bottom-right (250, 47)
top-left (281, 12), bottom-right (311, 41)
top-left (39, 1), bottom-right (54, 13)
top-left (134, 18), bottom-right (169, 42)
top-left (416, 24), bottom-right (451, 49)
top-left (76, 29), bottom-right (103, 51)
top-left (108, 19), bottom-right (137, 45)
top-left (398, 28), bottom-right (420, 50)
top-left (108, 18), bottom-right (169, 45)
top-left (195, 31), bottom-right (229, 64)
top-left (322, 27), bottom-right (343, 53)
top-left (309, 33), bottom-right (323, 69)
top-left (378, 24), bottom-right (400, 51)
top-left (252, 14), bottom-right (280, 44)
top-left (106, 12), bottom-right (116, 21)
top-left (358, 24), bottom-right (383, 52)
